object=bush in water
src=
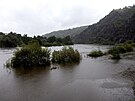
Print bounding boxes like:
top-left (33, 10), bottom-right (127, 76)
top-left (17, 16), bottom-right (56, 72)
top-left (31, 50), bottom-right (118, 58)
top-left (87, 50), bottom-right (104, 57)
top-left (107, 42), bottom-right (134, 59)
top-left (52, 46), bottom-right (81, 64)
top-left (11, 41), bottom-right (51, 68)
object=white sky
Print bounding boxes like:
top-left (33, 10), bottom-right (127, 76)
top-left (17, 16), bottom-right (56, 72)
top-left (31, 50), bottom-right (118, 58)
top-left (0, 0), bottom-right (134, 36)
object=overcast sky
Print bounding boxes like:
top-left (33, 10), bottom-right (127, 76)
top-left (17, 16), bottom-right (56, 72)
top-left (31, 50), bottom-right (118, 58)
top-left (0, 0), bottom-right (134, 36)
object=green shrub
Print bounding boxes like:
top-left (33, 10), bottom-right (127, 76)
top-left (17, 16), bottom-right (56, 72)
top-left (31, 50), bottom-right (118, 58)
top-left (107, 46), bottom-right (121, 59)
top-left (108, 47), bottom-right (123, 54)
top-left (124, 44), bottom-right (133, 52)
top-left (87, 50), bottom-right (104, 57)
top-left (108, 44), bottom-right (133, 55)
top-left (116, 46), bottom-right (127, 53)
top-left (11, 41), bottom-right (51, 68)
top-left (111, 53), bottom-right (121, 59)
top-left (52, 46), bottom-right (81, 64)
top-left (119, 41), bottom-right (134, 52)
top-left (107, 42), bottom-right (134, 59)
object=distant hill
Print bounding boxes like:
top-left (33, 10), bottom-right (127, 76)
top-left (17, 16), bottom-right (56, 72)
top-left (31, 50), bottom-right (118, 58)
top-left (74, 5), bottom-right (135, 44)
top-left (43, 26), bottom-right (88, 38)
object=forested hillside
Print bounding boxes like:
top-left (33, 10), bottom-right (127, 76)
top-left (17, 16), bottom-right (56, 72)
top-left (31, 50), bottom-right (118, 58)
top-left (74, 5), bottom-right (135, 44)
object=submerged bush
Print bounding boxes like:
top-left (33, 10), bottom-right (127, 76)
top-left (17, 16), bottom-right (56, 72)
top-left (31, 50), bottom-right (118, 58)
top-left (107, 46), bottom-right (122, 59)
top-left (108, 44), bottom-right (133, 54)
top-left (52, 46), bottom-right (81, 64)
top-left (111, 53), bottom-right (121, 59)
top-left (108, 47), bottom-right (121, 54)
top-left (87, 50), bottom-right (104, 57)
top-left (124, 44), bottom-right (133, 52)
top-left (11, 41), bottom-right (51, 68)
top-left (107, 42), bottom-right (134, 59)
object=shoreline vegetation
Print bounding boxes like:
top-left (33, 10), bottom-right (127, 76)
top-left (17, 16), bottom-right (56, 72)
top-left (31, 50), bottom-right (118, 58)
top-left (0, 32), bottom-right (73, 48)
top-left (52, 46), bottom-right (81, 64)
top-left (11, 41), bottom-right (51, 68)
top-left (6, 41), bottom-right (81, 68)
top-left (87, 41), bottom-right (135, 59)
top-left (87, 50), bottom-right (104, 57)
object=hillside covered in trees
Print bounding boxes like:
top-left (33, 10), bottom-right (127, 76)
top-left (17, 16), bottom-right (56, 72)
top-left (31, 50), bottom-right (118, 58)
top-left (74, 5), bottom-right (135, 44)
top-left (43, 26), bottom-right (88, 38)
top-left (0, 32), bottom-right (73, 48)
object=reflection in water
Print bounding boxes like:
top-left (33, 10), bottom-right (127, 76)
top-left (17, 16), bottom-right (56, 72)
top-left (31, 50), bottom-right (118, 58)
top-left (10, 63), bottom-right (79, 101)
top-left (13, 67), bottom-right (50, 76)
top-left (0, 44), bottom-right (135, 101)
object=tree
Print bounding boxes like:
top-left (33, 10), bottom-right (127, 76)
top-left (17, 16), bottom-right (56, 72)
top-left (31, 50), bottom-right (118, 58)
top-left (62, 36), bottom-right (73, 45)
top-left (47, 36), bottom-right (56, 43)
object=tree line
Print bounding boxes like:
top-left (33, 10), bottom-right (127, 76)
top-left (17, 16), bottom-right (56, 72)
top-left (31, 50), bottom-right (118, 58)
top-left (0, 32), bottom-right (73, 48)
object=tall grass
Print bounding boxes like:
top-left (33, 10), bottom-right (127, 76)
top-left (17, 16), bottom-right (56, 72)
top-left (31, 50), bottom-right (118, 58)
top-left (52, 46), bottom-right (81, 64)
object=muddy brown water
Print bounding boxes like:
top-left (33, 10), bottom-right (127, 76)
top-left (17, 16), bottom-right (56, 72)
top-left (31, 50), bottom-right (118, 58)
top-left (0, 44), bottom-right (135, 101)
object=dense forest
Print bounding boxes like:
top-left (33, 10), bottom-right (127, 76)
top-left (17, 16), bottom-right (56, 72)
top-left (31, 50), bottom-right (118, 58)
top-left (0, 32), bottom-right (73, 48)
top-left (74, 5), bottom-right (135, 44)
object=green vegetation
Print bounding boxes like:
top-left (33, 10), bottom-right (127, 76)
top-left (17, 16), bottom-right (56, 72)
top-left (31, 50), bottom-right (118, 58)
top-left (87, 50), bottom-right (104, 57)
top-left (0, 32), bottom-right (73, 48)
top-left (42, 36), bottom-right (73, 47)
top-left (87, 41), bottom-right (135, 59)
top-left (74, 5), bottom-right (135, 44)
top-left (6, 42), bottom-right (81, 68)
top-left (107, 42), bottom-right (134, 59)
top-left (11, 41), bottom-right (51, 68)
top-left (0, 32), bottom-right (23, 47)
top-left (108, 43), bottom-right (134, 54)
top-left (52, 47), bottom-right (81, 64)
top-left (108, 46), bottom-right (121, 59)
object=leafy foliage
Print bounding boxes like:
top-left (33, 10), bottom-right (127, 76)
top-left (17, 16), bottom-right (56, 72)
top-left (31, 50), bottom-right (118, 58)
top-left (42, 36), bottom-right (73, 47)
top-left (87, 50), bottom-right (104, 57)
top-left (11, 41), bottom-right (51, 68)
top-left (0, 32), bottom-right (73, 48)
top-left (108, 43), bottom-right (133, 54)
top-left (52, 47), bottom-right (81, 64)
top-left (108, 47), bottom-right (121, 59)
top-left (0, 32), bottom-right (23, 47)
top-left (107, 41), bottom-right (134, 59)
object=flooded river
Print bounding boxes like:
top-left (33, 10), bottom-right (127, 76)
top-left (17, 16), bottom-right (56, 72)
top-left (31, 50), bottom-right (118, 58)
top-left (0, 44), bottom-right (135, 101)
